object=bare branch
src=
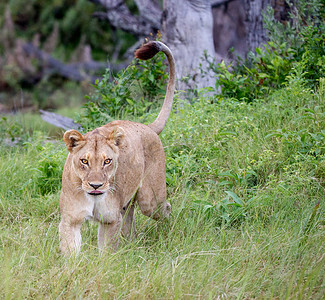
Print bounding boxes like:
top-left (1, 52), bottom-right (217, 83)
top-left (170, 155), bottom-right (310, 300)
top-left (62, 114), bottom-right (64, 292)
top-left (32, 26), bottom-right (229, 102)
top-left (22, 43), bottom-right (104, 84)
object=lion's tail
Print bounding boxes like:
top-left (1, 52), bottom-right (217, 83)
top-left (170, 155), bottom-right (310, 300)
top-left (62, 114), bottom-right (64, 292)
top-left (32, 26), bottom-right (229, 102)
top-left (135, 41), bottom-right (176, 135)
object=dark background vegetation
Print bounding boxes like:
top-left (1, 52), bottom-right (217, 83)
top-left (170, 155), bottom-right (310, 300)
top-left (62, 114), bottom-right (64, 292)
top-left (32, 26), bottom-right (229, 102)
top-left (1, 0), bottom-right (316, 112)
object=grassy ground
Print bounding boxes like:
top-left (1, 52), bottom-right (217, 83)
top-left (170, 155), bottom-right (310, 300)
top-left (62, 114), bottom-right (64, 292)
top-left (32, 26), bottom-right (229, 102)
top-left (0, 80), bottom-right (324, 299)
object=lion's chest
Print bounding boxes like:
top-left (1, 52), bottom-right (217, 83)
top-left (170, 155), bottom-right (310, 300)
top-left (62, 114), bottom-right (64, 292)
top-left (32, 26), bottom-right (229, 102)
top-left (84, 194), bottom-right (120, 224)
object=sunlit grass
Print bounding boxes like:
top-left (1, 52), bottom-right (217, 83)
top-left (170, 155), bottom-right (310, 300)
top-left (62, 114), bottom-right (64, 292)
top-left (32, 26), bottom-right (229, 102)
top-left (0, 82), bottom-right (324, 298)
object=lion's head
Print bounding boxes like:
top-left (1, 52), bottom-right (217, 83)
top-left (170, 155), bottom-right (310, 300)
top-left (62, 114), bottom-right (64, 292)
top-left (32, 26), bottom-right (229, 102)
top-left (63, 127), bottom-right (124, 197)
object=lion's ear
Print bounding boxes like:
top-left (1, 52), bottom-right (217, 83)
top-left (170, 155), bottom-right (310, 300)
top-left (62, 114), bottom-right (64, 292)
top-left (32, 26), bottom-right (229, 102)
top-left (64, 130), bottom-right (85, 152)
top-left (108, 127), bottom-right (124, 147)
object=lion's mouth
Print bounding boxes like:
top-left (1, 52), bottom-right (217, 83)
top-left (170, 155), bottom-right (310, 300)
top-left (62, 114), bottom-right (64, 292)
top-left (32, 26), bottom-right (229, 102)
top-left (88, 190), bottom-right (104, 196)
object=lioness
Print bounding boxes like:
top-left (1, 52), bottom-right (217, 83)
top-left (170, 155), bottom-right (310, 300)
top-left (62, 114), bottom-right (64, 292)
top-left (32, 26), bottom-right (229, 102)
top-left (59, 41), bottom-right (175, 254)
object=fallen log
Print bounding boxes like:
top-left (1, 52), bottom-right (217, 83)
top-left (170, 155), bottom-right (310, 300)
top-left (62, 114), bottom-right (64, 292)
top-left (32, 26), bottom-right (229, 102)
top-left (40, 109), bottom-right (82, 131)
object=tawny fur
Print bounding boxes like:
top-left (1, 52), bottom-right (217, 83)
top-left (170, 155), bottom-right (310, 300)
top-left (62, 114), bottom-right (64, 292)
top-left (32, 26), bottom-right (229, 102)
top-left (59, 41), bottom-right (176, 255)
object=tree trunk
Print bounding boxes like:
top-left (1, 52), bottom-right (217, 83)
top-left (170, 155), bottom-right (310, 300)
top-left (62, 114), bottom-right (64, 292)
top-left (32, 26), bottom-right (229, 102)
top-left (212, 0), bottom-right (247, 59)
top-left (244, 0), bottom-right (271, 51)
top-left (162, 0), bottom-right (216, 91)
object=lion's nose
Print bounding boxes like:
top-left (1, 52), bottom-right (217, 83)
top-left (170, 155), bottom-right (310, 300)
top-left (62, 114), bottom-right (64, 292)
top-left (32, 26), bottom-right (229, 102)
top-left (89, 182), bottom-right (103, 190)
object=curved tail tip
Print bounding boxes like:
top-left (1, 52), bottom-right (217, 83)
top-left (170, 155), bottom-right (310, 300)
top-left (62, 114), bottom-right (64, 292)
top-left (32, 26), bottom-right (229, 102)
top-left (135, 41), bottom-right (161, 60)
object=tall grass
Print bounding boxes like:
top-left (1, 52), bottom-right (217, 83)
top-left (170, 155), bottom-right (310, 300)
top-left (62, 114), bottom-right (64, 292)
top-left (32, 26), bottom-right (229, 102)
top-left (0, 79), bottom-right (324, 298)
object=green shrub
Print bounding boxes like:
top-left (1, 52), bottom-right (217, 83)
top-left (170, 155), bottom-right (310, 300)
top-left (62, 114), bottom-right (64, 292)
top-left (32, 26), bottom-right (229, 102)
top-left (206, 41), bottom-right (296, 101)
top-left (19, 138), bottom-right (66, 196)
top-left (265, 0), bottom-right (325, 90)
top-left (32, 141), bottom-right (66, 195)
top-left (207, 0), bottom-right (325, 101)
top-left (0, 116), bottom-right (26, 143)
top-left (299, 25), bottom-right (325, 88)
top-left (77, 52), bottom-right (168, 130)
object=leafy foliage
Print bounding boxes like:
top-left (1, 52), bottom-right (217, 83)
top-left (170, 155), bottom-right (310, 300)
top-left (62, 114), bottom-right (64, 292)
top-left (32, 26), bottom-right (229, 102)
top-left (1, 0), bottom-right (135, 61)
top-left (193, 190), bottom-right (253, 225)
top-left (30, 141), bottom-right (66, 195)
top-left (206, 0), bottom-right (325, 101)
top-left (0, 116), bottom-right (25, 142)
top-left (77, 52), bottom-right (168, 130)
top-left (206, 41), bottom-right (296, 101)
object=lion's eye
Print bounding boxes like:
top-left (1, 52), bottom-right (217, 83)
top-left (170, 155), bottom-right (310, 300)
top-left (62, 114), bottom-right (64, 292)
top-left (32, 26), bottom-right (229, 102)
top-left (81, 159), bottom-right (88, 165)
top-left (104, 158), bottom-right (112, 165)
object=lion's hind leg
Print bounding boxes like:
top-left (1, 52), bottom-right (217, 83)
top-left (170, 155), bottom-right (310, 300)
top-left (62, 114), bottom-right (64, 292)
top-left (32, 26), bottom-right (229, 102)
top-left (136, 177), bottom-right (171, 220)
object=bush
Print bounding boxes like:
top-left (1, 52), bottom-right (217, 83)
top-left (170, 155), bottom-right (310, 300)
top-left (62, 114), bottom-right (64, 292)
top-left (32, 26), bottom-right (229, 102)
top-left (207, 0), bottom-right (325, 101)
top-left (77, 51), bottom-right (168, 130)
top-left (0, 116), bottom-right (25, 142)
top-left (33, 141), bottom-right (66, 195)
top-left (24, 139), bottom-right (66, 195)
